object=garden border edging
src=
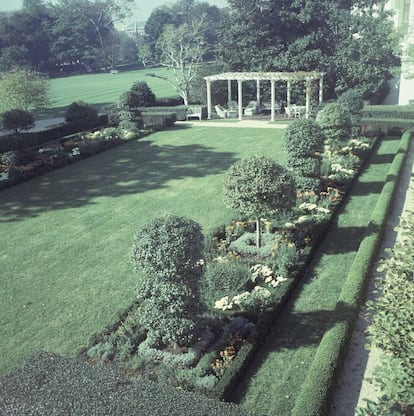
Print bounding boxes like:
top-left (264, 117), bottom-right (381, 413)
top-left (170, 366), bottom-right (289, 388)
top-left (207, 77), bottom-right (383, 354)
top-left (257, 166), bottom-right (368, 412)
top-left (291, 130), bottom-right (412, 416)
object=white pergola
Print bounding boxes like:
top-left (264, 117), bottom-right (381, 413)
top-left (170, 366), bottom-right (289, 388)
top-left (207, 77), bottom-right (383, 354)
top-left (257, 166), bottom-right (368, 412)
top-left (204, 71), bottom-right (325, 121)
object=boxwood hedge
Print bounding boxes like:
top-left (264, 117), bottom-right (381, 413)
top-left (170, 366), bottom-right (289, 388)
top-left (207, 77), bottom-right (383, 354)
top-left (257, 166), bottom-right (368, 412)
top-left (291, 130), bottom-right (412, 416)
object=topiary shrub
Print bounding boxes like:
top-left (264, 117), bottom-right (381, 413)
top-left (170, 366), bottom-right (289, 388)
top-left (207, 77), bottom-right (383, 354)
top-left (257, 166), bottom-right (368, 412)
top-left (132, 215), bottom-right (204, 279)
top-left (337, 89), bottom-right (364, 137)
top-left (223, 156), bottom-right (296, 249)
top-left (132, 215), bottom-right (204, 347)
top-left (283, 119), bottom-right (325, 192)
top-left (65, 101), bottom-right (99, 131)
top-left (316, 102), bottom-right (352, 152)
top-left (0, 109), bottom-right (34, 134)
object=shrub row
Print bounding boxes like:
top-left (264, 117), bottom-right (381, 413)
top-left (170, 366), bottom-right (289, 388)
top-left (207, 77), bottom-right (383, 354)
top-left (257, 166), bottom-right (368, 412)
top-left (141, 112), bottom-right (177, 129)
top-left (360, 117), bottom-right (414, 133)
top-left (140, 105), bottom-right (188, 121)
top-left (0, 352), bottom-right (253, 416)
top-left (291, 130), bottom-right (412, 416)
top-left (0, 114), bottom-right (108, 153)
top-left (362, 105), bottom-right (414, 120)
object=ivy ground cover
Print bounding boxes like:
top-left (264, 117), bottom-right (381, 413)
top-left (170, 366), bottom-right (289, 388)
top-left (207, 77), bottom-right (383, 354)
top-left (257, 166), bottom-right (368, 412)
top-left (0, 126), bottom-right (286, 375)
top-left (230, 135), bottom-right (402, 415)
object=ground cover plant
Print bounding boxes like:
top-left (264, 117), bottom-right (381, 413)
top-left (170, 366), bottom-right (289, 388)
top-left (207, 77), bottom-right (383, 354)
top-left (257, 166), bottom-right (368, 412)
top-left (0, 126), bottom-right (284, 376)
top-left (229, 135), bottom-right (403, 415)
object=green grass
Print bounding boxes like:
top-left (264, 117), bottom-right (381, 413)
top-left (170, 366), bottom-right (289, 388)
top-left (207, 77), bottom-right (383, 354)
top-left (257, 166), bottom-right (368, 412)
top-left (231, 136), bottom-right (402, 415)
top-left (35, 67), bottom-right (178, 119)
top-left (0, 126), bottom-right (286, 376)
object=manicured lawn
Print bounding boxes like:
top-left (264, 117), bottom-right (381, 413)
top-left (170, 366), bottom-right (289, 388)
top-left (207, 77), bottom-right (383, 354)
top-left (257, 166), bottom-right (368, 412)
top-left (36, 67), bottom-right (178, 119)
top-left (0, 126), bottom-right (286, 375)
top-left (230, 136), bottom-right (401, 415)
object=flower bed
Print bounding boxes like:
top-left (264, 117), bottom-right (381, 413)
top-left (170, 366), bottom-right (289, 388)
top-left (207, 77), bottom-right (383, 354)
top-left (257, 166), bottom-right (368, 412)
top-left (79, 134), bottom-right (377, 399)
top-left (0, 127), bottom-right (144, 190)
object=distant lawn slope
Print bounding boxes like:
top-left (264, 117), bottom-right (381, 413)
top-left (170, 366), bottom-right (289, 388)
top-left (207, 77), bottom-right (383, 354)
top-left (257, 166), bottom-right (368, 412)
top-left (0, 126), bottom-right (286, 375)
top-left (36, 67), bottom-right (178, 118)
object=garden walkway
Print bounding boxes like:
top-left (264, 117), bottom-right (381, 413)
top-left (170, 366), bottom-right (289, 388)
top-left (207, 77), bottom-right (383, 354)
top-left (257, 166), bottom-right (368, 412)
top-left (228, 136), bottom-right (405, 415)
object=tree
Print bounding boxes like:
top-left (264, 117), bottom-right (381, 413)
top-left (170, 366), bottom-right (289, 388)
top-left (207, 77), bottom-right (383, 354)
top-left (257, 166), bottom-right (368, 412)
top-left (0, 0), bottom-right (54, 72)
top-left (51, 0), bottom-right (134, 70)
top-left (217, 0), bottom-right (399, 102)
top-left (0, 68), bottom-right (50, 112)
top-left (132, 215), bottom-right (204, 347)
top-left (0, 46), bottom-right (29, 72)
top-left (223, 156), bottom-right (296, 248)
top-left (150, 19), bottom-right (209, 105)
top-left (0, 109), bottom-right (35, 134)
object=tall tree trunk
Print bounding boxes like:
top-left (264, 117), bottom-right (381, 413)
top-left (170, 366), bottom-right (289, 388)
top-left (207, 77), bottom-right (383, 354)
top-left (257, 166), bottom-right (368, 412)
top-left (256, 216), bottom-right (261, 248)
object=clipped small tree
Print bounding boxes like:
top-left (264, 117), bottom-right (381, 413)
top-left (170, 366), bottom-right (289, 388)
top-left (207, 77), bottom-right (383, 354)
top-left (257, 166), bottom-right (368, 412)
top-left (337, 89), bottom-right (364, 137)
top-left (223, 156), bottom-right (296, 248)
top-left (65, 101), bottom-right (99, 131)
top-left (0, 109), bottom-right (34, 134)
top-left (283, 118), bottom-right (325, 192)
top-left (132, 215), bottom-right (204, 347)
top-left (316, 102), bottom-right (352, 153)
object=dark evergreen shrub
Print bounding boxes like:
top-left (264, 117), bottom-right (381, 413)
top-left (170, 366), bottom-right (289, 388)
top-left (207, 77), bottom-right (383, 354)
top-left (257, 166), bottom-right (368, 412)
top-left (65, 101), bottom-right (99, 131)
top-left (0, 109), bottom-right (34, 133)
top-left (131, 81), bottom-right (156, 107)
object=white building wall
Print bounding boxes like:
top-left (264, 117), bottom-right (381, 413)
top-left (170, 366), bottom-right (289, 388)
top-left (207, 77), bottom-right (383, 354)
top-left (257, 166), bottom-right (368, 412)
top-left (397, 0), bottom-right (414, 104)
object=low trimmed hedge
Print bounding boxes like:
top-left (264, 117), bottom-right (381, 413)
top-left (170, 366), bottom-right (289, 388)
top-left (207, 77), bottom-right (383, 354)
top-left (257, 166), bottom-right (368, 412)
top-left (141, 112), bottom-right (177, 129)
top-left (291, 130), bottom-right (412, 416)
top-left (0, 114), bottom-right (108, 153)
top-left (360, 117), bottom-right (414, 133)
top-left (140, 105), bottom-right (188, 121)
top-left (362, 105), bottom-right (414, 120)
top-left (0, 352), bottom-right (253, 416)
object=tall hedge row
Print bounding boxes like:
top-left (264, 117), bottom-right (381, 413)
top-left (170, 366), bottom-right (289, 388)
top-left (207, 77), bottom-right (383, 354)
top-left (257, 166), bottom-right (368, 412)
top-left (291, 130), bottom-right (412, 416)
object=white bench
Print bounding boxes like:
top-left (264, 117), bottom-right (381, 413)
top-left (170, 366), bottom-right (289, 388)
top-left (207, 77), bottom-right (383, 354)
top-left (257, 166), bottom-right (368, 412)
top-left (186, 106), bottom-right (203, 121)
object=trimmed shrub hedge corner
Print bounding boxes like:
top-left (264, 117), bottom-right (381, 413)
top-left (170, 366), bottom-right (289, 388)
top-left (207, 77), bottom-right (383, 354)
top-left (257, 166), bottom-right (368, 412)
top-left (0, 352), bottom-right (254, 416)
top-left (291, 130), bottom-right (412, 416)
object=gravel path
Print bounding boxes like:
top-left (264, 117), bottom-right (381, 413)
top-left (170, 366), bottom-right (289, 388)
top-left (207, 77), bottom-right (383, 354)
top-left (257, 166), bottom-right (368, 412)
top-left (329, 136), bottom-right (414, 415)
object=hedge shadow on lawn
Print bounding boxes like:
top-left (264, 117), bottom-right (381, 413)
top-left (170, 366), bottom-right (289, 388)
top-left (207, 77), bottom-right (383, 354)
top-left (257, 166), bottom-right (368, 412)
top-left (0, 139), bottom-right (237, 222)
top-left (230, 301), bottom-right (354, 403)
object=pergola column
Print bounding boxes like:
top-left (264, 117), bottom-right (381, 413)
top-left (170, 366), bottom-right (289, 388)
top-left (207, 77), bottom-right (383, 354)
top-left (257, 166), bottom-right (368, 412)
top-left (305, 79), bottom-right (311, 119)
top-left (256, 79), bottom-right (261, 104)
top-left (319, 73), bottom-right (324, 104)
top-left (237, 79), bottom-right (243, 120)
top-left (227, 79), bottom-right (232, 105)
top-left (206, 79), bottom-right (212, 119)
top-left (271, 79), bottom-right (276, 122)
top-left (287, 80), bottom-right (291, 108)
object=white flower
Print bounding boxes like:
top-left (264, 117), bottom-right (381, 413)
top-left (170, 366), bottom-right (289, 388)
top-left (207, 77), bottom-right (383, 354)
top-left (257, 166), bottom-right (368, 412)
top-left (265, 276), bottom-right (273, 284)
top-left (299, 202), bottom-right (318, 212)
top-left (317, 207), bottom-right (330, 214)
top-left (232, 291), bottom-right (251, 305)
top-left (276, 276), bottom-right (288, 283)
top-left (253, 286), bottom-right (271, 298)
top-left (214, 296), bottom-right (233, 310)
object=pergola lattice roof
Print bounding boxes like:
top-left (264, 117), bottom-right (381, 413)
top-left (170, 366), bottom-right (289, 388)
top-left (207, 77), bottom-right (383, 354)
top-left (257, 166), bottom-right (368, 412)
top-left (204, 71), bottom-right (323, 82)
